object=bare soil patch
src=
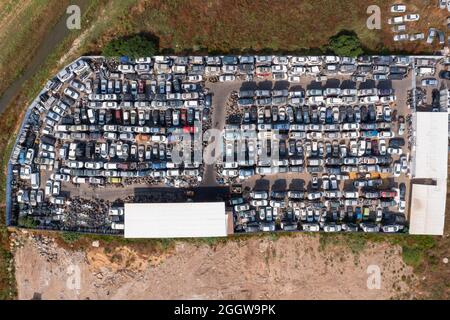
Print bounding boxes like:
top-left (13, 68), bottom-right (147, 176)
top-left (13, 231), bottom-right (417, 300)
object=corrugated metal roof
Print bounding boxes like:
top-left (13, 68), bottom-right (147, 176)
top-left (409, 182), bottom-right (446, 235)
top-left (413, 112), bottom-right (448, 179)
top-left (124, 202), bottom-right (227, 238)
top-left (410, 112), bottom-right (447, 235)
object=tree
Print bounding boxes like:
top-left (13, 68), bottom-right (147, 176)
top-left (102, 35), bottom-right (157, 58)
top-left (327, 32), bottom-right (364, 57)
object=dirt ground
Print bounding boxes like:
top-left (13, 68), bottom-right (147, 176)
top-left (12, 230), bottom-right (417, 300)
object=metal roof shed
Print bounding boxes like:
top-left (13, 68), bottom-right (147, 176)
top-left (412, 112), bottom-right (448, 180)
top-left (124, 202), bottom-right (227, 238)
top-left (410, 112), bottom-right (448, 235)
top-left (410, 182), bottom-right (446, 235)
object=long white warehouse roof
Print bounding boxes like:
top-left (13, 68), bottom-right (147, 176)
top-left (413, 112), bottom-right (448, 179)
top-left (410, 112), bottom-right (448, 235)
top-left (124, 202), bottom-right (227, 238)
top-left (409, 182), bottom-right (446, 235)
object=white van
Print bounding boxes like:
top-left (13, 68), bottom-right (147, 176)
top-left (417, 67), bottom-right (435, 76)
top-left (31, 172), bottom-right (40, 190)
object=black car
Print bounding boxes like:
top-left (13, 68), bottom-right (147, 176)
top-left (399, 183), bottom-right (406, 200)
top-left (250, 106), bottom-right (258, 122)
top-left (202, 108), bottom-right (210, 122)
top-left (389, 73), bottom-right (406, 80)
top-left (389, 137), bottom-right (405, 148)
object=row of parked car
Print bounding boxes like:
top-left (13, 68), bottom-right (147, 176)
top-left (10, 57), bottom-right (214, 230)
top-left (231, 180), bottom-right (406, 233)
top-left (88, 54), bottom-right (414, 83)
top-left (237, 87), bottom-right (397, 107)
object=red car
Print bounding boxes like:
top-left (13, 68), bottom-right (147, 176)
top-left (138, 80), bottom-right (145, 94)
top-left (180, 109), bottom-right (187, 124)
top-left (115, 110), bottom-right (122, 123)
top-left (183, 126), bottom-right (195, 133)
top-left (380, 190), bottom-right (397, 198)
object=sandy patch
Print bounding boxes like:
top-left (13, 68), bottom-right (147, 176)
top-left (12, 231), bottom-right (417, 300)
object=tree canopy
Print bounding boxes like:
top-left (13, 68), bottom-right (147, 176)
top-left (102, 35), bottom-right (157, 58)
top-left (327, 33), bottom-right (364, 57)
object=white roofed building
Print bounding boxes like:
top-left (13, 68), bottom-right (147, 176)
top-left (409, 112), bottom-right (448, 235)
top-left (124, 202), bottom-right (228, 238)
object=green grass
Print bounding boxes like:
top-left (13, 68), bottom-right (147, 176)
top-left (60, 232), bottom-right (82, 244)
top-left (388, 235), bottom-right (437, 270)
top-left (319, 232), bottom-right (438, 270)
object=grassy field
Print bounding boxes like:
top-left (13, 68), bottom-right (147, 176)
top-left (0, 0), bottom-right (70, 97)
top-left (0, 0), bottom-right (111, 300)
top-left (1, 0), bottom-right (450, 299)
top-left (81, 0), bottom-right (448, 55)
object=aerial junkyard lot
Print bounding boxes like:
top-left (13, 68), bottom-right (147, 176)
top-left (8, 53), bottom-right (449, 235)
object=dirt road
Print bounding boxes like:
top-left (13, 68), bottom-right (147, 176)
top-left (12, 230), bottom-right (417, 300)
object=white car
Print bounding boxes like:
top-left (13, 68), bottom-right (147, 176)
top-left (72, 177), bottom-right (87, 184)
top-left (69, 80), bottom-right (85, 92)
top-left (307, 192), bottom-right (322, 200)
top-left (323, 224), bottom-right (342, 232)
top-left (219, 74), bottom-right (236, 82)
top-left (360, 95), bottom-right (379, 104)
top-left (288, 75), bottom-right (301, 82)
top-left (302, 223), bottom-right (320, 232)
top-left (409, 33), bottom-right (424, 41)
top-left (187, 75), bottom-right (203, 82)
top-left (392, 24), bottom-right (406, 33)
top-left (391, 4), bottom-right (406, 13)
top-left (387, 147), bottom-right (403, 155)
top-left (45, 180), bottom-right (53, 196)
top-left (67, 161), bottom-right (84, 169)
top-left (378, 131), bottom-right (394, 138)
top-left (393, 34), bottom-right (409, 42)
top-left (421, 78), bottom-right (438, 86)
top-left (52, 181), bottom-right (61, 196)
top-left (380, 95), bottom-right (395, 103)
top-left (85, 162), bottom-right (103, 169)
top-left (50, 173), bottom-right (70, 182)
top-left (382, 225), bottom-right (403, 233)
top-left (398, 200), bottom-right (406, 213)
top-left (357, 140), bottom-right (366, 156)
top-left (64, 87), bottom-right (79, 99)
top-left (400, 155), bottom-right (408, 172)
top-left (404, 14), bottom-right (419, 22)
top-left (379, 139), bottom-right (387, 155)
top-left (398, 122), bottom-right (405, 135)
top-left (388, 16), bottom-right (404, 24)
top-left (394, 162), bottom-right (402, 177)
top-left (250, 199), bottom-right (268, 207)
top-left (360, 223), bottom-right (380, 233)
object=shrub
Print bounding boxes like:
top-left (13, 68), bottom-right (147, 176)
top-left (17, 216), bottom-right (38, 228)
top-left (102, 35), bottom-right (157, 58)
top-left (60, 232), bottom-right (81, 243)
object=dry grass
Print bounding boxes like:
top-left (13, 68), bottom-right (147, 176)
top-left (81, 0), bottom-right (448, 55)
top-left (0, 0), bottom-right (70, 97)
top-left (0, 0), bottom-right (109, 300)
